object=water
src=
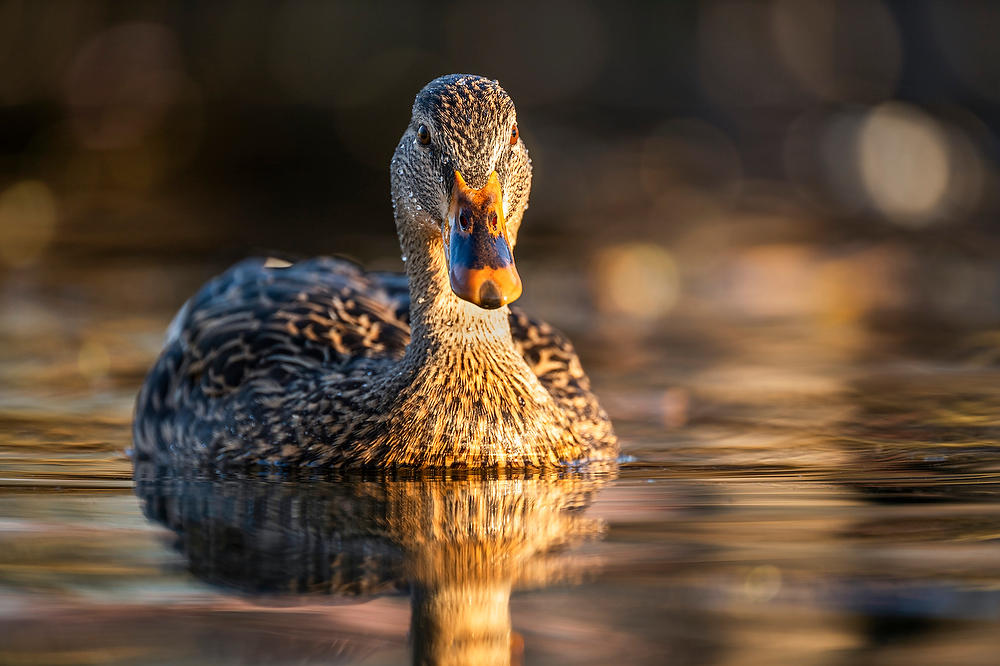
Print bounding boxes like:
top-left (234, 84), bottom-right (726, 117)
top-left (4, 254), bottom-right (1000, 665)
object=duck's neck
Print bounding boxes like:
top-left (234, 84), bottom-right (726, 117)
top-left (361, 233), bottom-right (582, 466)
top-left (403, 241), bottom-right (518, 364)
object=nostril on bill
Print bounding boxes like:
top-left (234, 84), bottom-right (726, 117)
top-left (478, 280), bottom-right (503, 309)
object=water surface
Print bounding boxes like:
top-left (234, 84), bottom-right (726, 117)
top-left (4, 255), bottom-right (1000, 665)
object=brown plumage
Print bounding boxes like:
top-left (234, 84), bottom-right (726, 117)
top-left (133, 74), bottom-right (617, 469)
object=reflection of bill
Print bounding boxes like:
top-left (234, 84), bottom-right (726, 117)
top-left (135, 462), bottom-right (616, 665)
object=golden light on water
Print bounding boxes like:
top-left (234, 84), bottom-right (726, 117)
top-left (594, 243), bottom-right (679, 321)
top-left (857, 103), bottom-right (951, 226)
top-left (0, 180), bottom-right (57, 268)
top-left (717, 243), bottom-right (907, 323)
top-left (77, 339), bottom-right (111, 382)
top-left (743, 564), bottom-right (782, 603)
top-left (660, 387), bottom-right (690, 429)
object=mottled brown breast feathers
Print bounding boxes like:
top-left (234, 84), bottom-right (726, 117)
top-left (133, 257), bottom-right (613, 468)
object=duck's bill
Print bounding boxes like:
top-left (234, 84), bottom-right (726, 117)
top-left (446, 170), bottom-right (522, 309)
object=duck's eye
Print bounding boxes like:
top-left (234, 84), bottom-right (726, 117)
top-left (509, 123), bottom-right (519, 145)
top-left (417, 124), bottom-right (431, 145)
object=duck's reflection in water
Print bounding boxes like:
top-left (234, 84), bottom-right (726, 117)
top-left (134, 461), bottom-right (615, 665)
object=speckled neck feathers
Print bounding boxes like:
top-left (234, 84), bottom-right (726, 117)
top-left (356, 238), bottom-right (585, 467)
top-left (353, 74), bottom-right (585, 465)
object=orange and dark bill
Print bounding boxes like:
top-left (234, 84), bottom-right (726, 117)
top-left (446, 170), bottom-right (522, 309)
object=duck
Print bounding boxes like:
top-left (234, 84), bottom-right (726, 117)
top-left (133, 74), bottom-right (617, 469)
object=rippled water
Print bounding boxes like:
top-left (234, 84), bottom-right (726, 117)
top-left (4, 255), bottom-right (1000, 665)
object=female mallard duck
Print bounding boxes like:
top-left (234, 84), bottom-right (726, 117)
top-left (134, 74), bottom-right (616, 469)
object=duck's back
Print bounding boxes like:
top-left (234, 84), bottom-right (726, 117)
top-left (134, 257), bottom-right (611, 467)
top-left (133, 257), bottom-right (411, 463)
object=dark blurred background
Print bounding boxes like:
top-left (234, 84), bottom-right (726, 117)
top-left (3, 0), bottom-right (1000, 337)
top-left (8, 6), bottom-right (1000, 663)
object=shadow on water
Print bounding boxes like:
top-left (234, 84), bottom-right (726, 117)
top-left (133, 461), bottom-right (615, 665)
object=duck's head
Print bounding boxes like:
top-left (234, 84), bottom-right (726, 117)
top-left (391, 74), bottom-right (532, 310)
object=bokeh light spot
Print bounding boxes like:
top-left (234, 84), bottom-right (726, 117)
top-left (857, 103), bottom-right (950, 226)
top-left (640, 119), bottom-right (742, 197)
top-left (770, 0), bottom-right (901, 103)
top-left (64, 22), bottom-right (186, 150)
top-left (661, 387), bottom-right (690, 428)
top-left (594, 243), bottom-right (679, 321)
top-left (698, 1), bottom-right (801, 108)
top-left (743, 565), bottom-right (782, 603)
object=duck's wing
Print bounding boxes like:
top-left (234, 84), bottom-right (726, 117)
top-left (135, 258), bottom-right (411, 454)
top-left (508, 307), bottom-right (615, 444)
top-left (168, 257), bottom-right (409, 391)
top-left (366, 269), bottom-right (411, 325)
